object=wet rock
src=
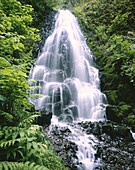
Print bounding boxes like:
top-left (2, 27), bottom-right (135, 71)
top-left (64, 105), bottom-right (79, 120)
top-left (106, 105), bottom-right (122, 123)
top-left (68, 105), bottom-right (78, 119)
top-left (53, 102), bottom-right (62, 116)
top-left (36, 112), bottom-right (52, 126)
top-left (45, 120), bottom-right (135, 169)
top-left (32, 11), bottom-right (57, 59)
top-left (61, 84), bottom-right (71, 107)
top-left (45, 70), bottom-right (67, 82)
top-left (114, 126), bottom-right (133, 141)
top-left (90, 122), bottom-right (101, 135)
top-left (58, 113), bottom-right (73, 122)
top-left (47, 124), bottom-right (78, 169)
top-left (102, 123), bottom-right (114, 138)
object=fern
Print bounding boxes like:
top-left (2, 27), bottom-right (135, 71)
top-left (19, 114), bottom-right (40, 127)
top-left (0, 161), bottom-right (49, 170)
top-left (0, 111), bottom-right (13, 123)
top-left (0, 137), bottom-right (27, 148)
top-left (0, 122), bottom-right (65, 169)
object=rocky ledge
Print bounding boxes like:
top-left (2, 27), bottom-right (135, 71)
top-left (79, 121), bottom-right (135, 169)
top-left (46, 125), bottom-right (78, 169)
top-left (45, 120), bottom-right (135, 169)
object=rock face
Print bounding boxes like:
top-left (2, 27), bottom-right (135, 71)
top-left (47, 125), bottom-right (78, 169)
top-left (32, 10), bottom-right (57, 59)
top-left (46, 120), bottom-right (135, 170)
top-left (36, 111), bottom-right (52, 126)
top-left (79, 121), bottom-right (135, 169)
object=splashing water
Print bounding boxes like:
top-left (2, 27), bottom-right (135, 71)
top-left (29, 9), bottom-right (108, 169)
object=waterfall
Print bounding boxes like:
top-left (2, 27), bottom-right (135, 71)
top-left (29, 9), bottom-right (107, 121)
top-left (29, 9), bottom-right (108, 169)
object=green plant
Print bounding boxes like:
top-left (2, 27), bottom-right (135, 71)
top-left (0, 0), bottom-right (66, 169)
top-left (0, 161), bottom-right (49, 170)
top-left (72, 0), bottom-right (135, 129)
top-left (0, 124), bottom-right (65, 169)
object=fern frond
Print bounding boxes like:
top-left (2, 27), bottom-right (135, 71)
top-left (0, 137), bottom-right (27, 148)
top-left (19, 114), bottom-right (40, 127)
top-left (0, 161), bottom-right (49, 170)
top-left (0, 111), bottom-right (13, 123)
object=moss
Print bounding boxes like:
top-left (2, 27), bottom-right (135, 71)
top-left (127, 115), bottom-right (135, 131)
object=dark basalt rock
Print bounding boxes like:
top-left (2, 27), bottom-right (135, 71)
top-left (102, 123), bottom-right (114, 138)
top-left (47, 125), bottom-right (78, 169)
top-left (78, 121), bottom-right (135, 169)
top-left (113, 125), bottom-right (133, 141)
top-left (106, 105), bottom-right (122, 123)
top-left (32, 11), bottom-right (57, 59)
top-left (53, 102), bottom-right (62, 116)
top-left (45, 120), bottom-right (135, 169)
top-left (36, 112), bottom-right (52, 126)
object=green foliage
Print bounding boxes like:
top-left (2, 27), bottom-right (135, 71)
top-left (0, 57), bottom-right (11, 68)
top-left (127, 115), bottom-right (135, 130)
top-left (104, 90), bottom-right (118, 105)
top-left (0, 0), bottom-right (40, 63)
top-left (18, 0), bottom-right (56, 29)
top-left (107, 12), bottom-right (131, 35)
top-left (0, 161), bottom-right (49, 170)
top-left (0, 124), bottom-right (65, 169)
top-left (115, 104), bottom-right (132, 118)
top-left (0, 1), bottom-right (66, 169)
top-left (73, 0), bottom-right (135, 129)
top-left (0, 65), bottom-right (33, 125)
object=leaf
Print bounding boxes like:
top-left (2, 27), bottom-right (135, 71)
top-left (12, 151), bottom-right (16, 159)
top-left (0, 69), bottom-right (12, 75)
top-left (0, 57), bottom-right (11, 68)
top-left (20, 131), bottom-right (25, 138)
top-left (17, 150), bottom-right (24, 158)
top-left (32, 142), bottom-right (38, 150)
top-left (27, 137), bottom-right (37, 142)
top-left (2, 162), bottom-right (8, 170)
top-left (27, 143), bottom-right (31, 151)
top-left (29, 162), bottom-right (36, 168)
top-left (0, 95), bottom-right (6, 102)
top-left (30, 80), bottom-right (37, 83)
top-left (1, 112), bottom-right (13, 122)
top-left (6, 152), bottom-right (11, 160)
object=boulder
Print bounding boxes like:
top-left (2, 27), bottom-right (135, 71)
top-left (36, 112), bottom-right (52, 126)
top-left (106, 105), bottom-right (122, 123)
top-left (114, 126), bottom-right (133, 141)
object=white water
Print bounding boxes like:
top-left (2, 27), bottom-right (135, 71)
top-left (29, 9), bottom-right (107, 121)
top-left (29, 9), bottom-right (107, 169)
top-left (51, 116), bottom-right (101, 170)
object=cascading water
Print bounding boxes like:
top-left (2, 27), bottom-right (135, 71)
top-left (29, 9), bottom-right (107, 170)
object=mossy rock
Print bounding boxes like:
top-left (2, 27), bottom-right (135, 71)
top-left (106, 104), bottom-right (132, 123)
top-left (114, 126), bottom-right (133, 141)
top-left (127, 114), bottom-right (135, 132)
top-left (102, 123), bottom-right (114, 138)
top-left (106, 105), bottom-right (122, 123)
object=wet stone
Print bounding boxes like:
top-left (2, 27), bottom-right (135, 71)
top-left (44, 120), bottom-right (135, 169)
